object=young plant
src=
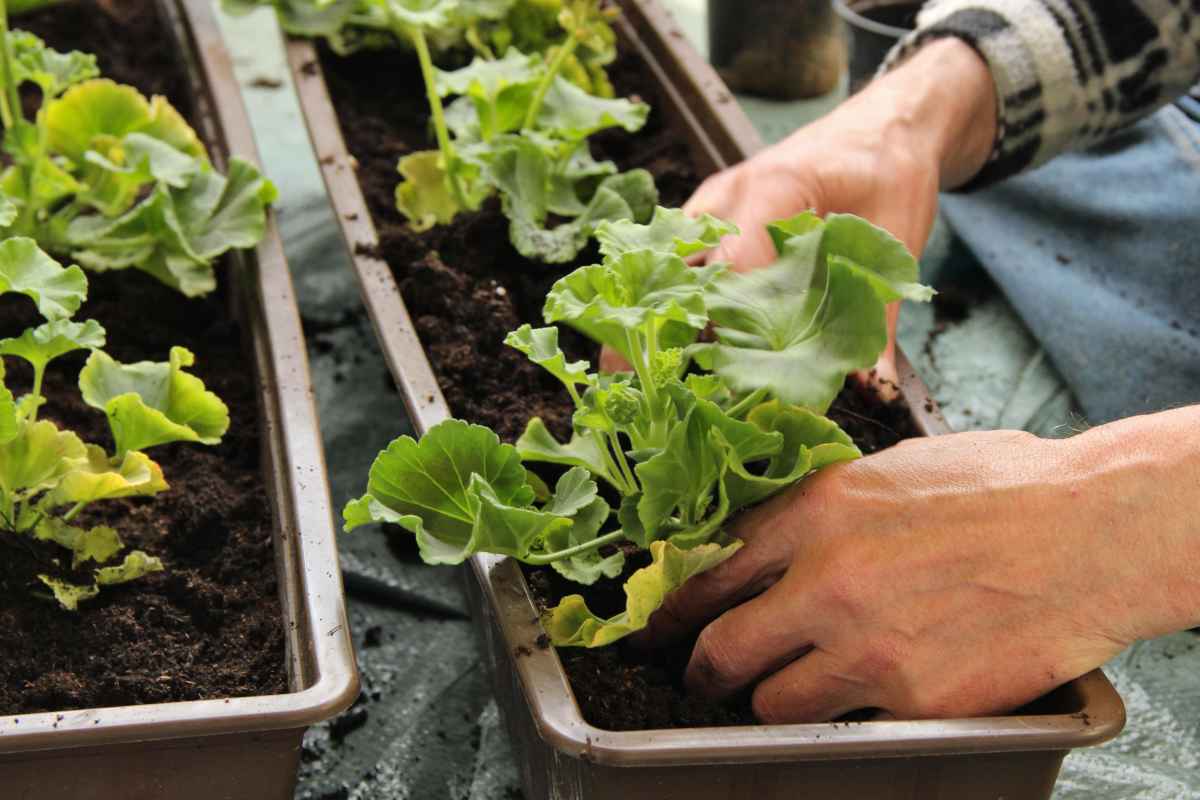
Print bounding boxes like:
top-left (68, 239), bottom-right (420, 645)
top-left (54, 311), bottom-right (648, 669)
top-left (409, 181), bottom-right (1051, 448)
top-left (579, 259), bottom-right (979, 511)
top-left (345, 208), bottom-right (932, 647)
top-left (0, 20), bottom-right (275, 296)
top-left (0, 237), bottom-right (229, 610)
top-left (226, 0), bottom-right (646, 262)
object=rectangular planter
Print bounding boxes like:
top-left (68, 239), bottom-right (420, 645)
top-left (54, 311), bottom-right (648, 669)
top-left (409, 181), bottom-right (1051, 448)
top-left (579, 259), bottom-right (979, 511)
top-left (0, 2), bottom-right (359, 799)
top-left (284, 1), bottom-right (1125, 797)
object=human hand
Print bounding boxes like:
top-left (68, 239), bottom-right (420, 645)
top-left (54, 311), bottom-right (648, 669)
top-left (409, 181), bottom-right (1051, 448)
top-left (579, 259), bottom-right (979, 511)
top-left (638, 410), bottom-right (1200, 723)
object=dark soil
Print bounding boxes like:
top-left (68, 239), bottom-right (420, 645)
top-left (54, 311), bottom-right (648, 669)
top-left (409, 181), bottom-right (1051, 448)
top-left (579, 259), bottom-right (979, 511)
top-left (322, 28), bottom-right (919, 731)
top-left (322, 43), bottom-right (696, 443)
top-left (0, 0), bottom-right (286, 716)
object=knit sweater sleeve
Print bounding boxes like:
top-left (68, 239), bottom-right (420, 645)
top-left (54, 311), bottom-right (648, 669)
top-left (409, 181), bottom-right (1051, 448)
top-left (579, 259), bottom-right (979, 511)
top-left (882, 0), bottom-right (1200, 188)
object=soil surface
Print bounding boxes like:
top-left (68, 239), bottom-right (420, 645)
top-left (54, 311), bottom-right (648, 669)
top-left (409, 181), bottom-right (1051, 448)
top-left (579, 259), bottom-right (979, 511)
top-left (323, 32), bottom-right (918, 731)
top-left (0, 0), bottom-right (286, 716)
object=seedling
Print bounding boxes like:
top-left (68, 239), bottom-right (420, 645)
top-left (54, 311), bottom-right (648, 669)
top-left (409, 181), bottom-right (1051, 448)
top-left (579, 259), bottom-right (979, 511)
top-left (346, 208), bottom-right (933, 646)
top-left (0, 237), bottom-right (228, 609)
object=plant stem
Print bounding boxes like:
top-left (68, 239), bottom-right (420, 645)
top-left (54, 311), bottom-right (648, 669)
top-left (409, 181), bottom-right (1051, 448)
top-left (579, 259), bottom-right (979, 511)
top-left (522, 34), bottom-right (579, 130)
top-left (606, 430), bottom-right (638, 493)
top-left (525, 530), bottom-right (626, 565)
top-left (592, 429), bottom-right (633, 494)
top-left (27, 362), bottom-right (44, 423)
top-left (0, 0), bottom-right (19, 131)
top-left (403, 22), bottom-right (470, 210)
top-left (726, 387), bottom-right (769, 420)
top-left (62, 500), bottom-right (87, 523)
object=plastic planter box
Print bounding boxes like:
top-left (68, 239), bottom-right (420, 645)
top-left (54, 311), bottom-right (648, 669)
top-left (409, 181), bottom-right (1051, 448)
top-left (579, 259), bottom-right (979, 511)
top-left (284, 1), bottom-right (1126, 797)
top-left (0, 2), bottom-right (359, 798)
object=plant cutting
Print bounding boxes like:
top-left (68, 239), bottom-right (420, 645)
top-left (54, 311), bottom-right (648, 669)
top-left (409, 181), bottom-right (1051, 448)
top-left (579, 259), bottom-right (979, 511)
top-left (0, 236), bottom-right (228, 609)
top-left (345, 206), bottom-right (933, 646)
top-left (229, 0), bottom-right (656, 261)
top-left (0, 5), bottom-right (275, 296)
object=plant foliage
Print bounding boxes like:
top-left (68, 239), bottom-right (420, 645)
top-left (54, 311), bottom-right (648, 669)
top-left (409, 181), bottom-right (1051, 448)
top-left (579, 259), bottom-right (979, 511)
top-left (0, 24), bottom-right (275, 296)
top-left (346, 209), bottom-right (931, 646)
top-left (0, 237), bottom-right (228, 609)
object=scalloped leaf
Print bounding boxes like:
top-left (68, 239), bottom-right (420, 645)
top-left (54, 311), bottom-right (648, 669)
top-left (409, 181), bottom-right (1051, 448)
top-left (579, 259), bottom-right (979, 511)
top-left (0, 419), bottom-right (86, 498)
top-left (0, 318), bottom-right (105, 373)
top-left (504, 324), bottom-right (589, 388)
top-left (78, 346), bottom-right (229, 455)
top-left (0, 237), bottom-right (87, 320)
top-left (595, 206), bottom-right (738, 260)
top-left (543, 538), bottom-right (742, 647)
top-left (47, 446), bottom-right (168, 507)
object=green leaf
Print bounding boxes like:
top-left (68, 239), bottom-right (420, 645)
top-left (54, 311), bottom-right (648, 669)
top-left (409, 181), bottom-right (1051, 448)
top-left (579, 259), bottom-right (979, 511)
top-left (0, 237), bottom-right (87, 320)
top-left (68, 158), bottom-right (277, 297)
top-left (0, 360), bottom-right (17, 445)
top-left (722, 402), bottom-right (859, 510)
top-left (46, 446), bottom-right (168, 507)
top-left (504, 324), bottom-right (589, 388)
top-left (78, 346), bottom-right (230, 455)
top-left (595, 206), bottom-right (737, 260)
top-left (37, 576), bottom-right (98, 611)
top-left (515, 417), bottom-right (610, 481)
top-left (0, 419), bottom-right (86, 499)
top-left (535, 75), bottom-right (647, 139)
top-left (34, 518), bottom-right (123, 567)
top-left (434, 49), bottom-right (539, 140)
top-left (695, 215), bottom-right (935, 412)
top-left (8, 30), bottom-right (99, 99)
top-left (95, 550), bottom-right (164, 585)
top-left (394, 150), bottom-right (479, 232)
top-left (44, 78), bottom-right (206, 165)
top-left (384, 0), bottom-right (461, 30)
top-left (0, 194), bottom-right (16, 228)
top-left (0, 318), bottom-right (105, 374)
top-left (543, 247), bottom-right (720, 355)
top-left (342, 418), bottom-right (538, 562)
top-left (545, 495), bottom-right (619, 585)
top-left (634, 394), bottom-right (781, 545)
top-left (544, 538), bottom-right (742, 647)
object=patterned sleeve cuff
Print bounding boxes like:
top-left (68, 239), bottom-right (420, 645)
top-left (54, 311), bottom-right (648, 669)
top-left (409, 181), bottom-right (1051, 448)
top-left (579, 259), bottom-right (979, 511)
top-left (881, 0), bottom-right (1092, 189)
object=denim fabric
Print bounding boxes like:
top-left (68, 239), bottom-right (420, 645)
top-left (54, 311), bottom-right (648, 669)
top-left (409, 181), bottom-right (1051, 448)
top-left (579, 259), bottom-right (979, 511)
top-left (939, 101), bottom-right (1200, 424)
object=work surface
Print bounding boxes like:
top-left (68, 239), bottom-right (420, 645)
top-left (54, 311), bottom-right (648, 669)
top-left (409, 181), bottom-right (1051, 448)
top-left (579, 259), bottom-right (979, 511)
top-left (211, 2), bottom-right (1200, 797)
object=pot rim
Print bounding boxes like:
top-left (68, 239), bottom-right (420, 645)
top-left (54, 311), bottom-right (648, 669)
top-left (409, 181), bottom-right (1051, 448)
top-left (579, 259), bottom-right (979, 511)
top-left (0, 0), bottom-right (358, 757)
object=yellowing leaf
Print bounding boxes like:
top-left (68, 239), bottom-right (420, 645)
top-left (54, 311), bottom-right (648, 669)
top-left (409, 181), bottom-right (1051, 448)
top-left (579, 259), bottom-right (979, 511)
top-left (544, 538), bottom-right (742, 647)
top-left (47, 445), bottom-right (168, 506)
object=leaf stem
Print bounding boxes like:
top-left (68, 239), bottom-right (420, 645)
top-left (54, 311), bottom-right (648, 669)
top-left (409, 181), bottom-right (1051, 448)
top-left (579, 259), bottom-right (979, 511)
top-left (0, 0), bottom-right (19, 130)
top-left (726, 387), bottom-right (769, 420)
top-left (606, 430), bottom-right (638, 493)
top-left (62, 500), bottom-right (87, 523)
top-left (525, 530), bottom-right (625, 565)
top-left (27, 362), bottom-right (44, 423)
top-left (522, 34), bottom-right (579, 130)
top-left (402, 22), bottom-right (469, 211)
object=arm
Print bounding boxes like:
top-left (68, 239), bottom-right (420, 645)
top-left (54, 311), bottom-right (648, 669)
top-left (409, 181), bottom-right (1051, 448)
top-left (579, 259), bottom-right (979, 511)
top-left (642, 407), bottom-right (1200, 721)
top-left (886, 0), bottom-right (1200, 187)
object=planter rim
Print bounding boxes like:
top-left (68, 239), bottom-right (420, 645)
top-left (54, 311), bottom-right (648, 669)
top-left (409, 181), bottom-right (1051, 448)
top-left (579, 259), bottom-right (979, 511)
top-left (472, 553), bottom-right (1125, 766)
top-left (0, 0), bottom-right (358, 757)
top-left (832, 0), bottom-right (915, 38)
top-left (284, 0), bottom-right (1125, 771)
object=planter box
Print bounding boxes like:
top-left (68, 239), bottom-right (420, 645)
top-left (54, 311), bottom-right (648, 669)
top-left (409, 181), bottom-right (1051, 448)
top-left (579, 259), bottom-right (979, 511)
top-left (284, 1), bottom-right (1125, 797)
top-left (0, 2), bottom-right (359, 799)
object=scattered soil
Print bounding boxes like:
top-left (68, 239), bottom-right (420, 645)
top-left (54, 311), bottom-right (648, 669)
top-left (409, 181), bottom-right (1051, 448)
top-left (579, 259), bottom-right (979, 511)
top-left (322, 28), bottom-right (919, 731)
top-left (0, 0), bottom-right (286, 716)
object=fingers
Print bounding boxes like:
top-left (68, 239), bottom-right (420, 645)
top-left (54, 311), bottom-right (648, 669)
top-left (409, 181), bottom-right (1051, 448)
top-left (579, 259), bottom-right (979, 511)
top-left (750, 651), bottom-right (876, 724)
top-left (599, 345), bottom-right (631, 373)
top-left (683, 572), bottom-right (815, 702)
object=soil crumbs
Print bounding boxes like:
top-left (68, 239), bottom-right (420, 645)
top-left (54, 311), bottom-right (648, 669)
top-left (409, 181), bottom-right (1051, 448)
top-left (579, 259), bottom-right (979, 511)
top-left (0, 0), bottom-right (285, 716)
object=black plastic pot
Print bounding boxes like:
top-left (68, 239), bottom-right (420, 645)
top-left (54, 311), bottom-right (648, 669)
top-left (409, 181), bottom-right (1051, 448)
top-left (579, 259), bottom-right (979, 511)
top-left (833, 0), bottom-right (920, 91)
top-left (284, 0), bottom-right (1125, 796)
top-left (0, 2), bottom-right (359, 798)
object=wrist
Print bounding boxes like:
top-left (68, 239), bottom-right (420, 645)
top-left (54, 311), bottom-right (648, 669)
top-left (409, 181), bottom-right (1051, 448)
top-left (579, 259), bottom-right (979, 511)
top-left (871, 37), bottom-right (998, 190)
top-left (1063, 408), bottom-right (1200, 639)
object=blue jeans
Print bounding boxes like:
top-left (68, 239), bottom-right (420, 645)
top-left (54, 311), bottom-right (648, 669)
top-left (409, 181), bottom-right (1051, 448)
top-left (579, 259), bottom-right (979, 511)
top-left (940, 98), bottom-right (1200, 425)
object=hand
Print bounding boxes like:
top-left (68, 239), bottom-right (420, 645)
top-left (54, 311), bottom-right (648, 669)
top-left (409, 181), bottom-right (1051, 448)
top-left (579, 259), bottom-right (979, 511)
top-left (639, 409), bottom-right (1200, 722)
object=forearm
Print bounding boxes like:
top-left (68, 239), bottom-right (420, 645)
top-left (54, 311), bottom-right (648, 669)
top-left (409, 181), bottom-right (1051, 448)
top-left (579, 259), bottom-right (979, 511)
top-left (886, 0), bottom-right (1200, 188)
top-left (1062, 405), bottom-right (1200, 639)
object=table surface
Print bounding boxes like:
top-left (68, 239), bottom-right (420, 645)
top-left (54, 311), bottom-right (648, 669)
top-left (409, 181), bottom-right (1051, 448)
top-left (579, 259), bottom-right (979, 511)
top-left (208, 2), bottom-right (1200, 798)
